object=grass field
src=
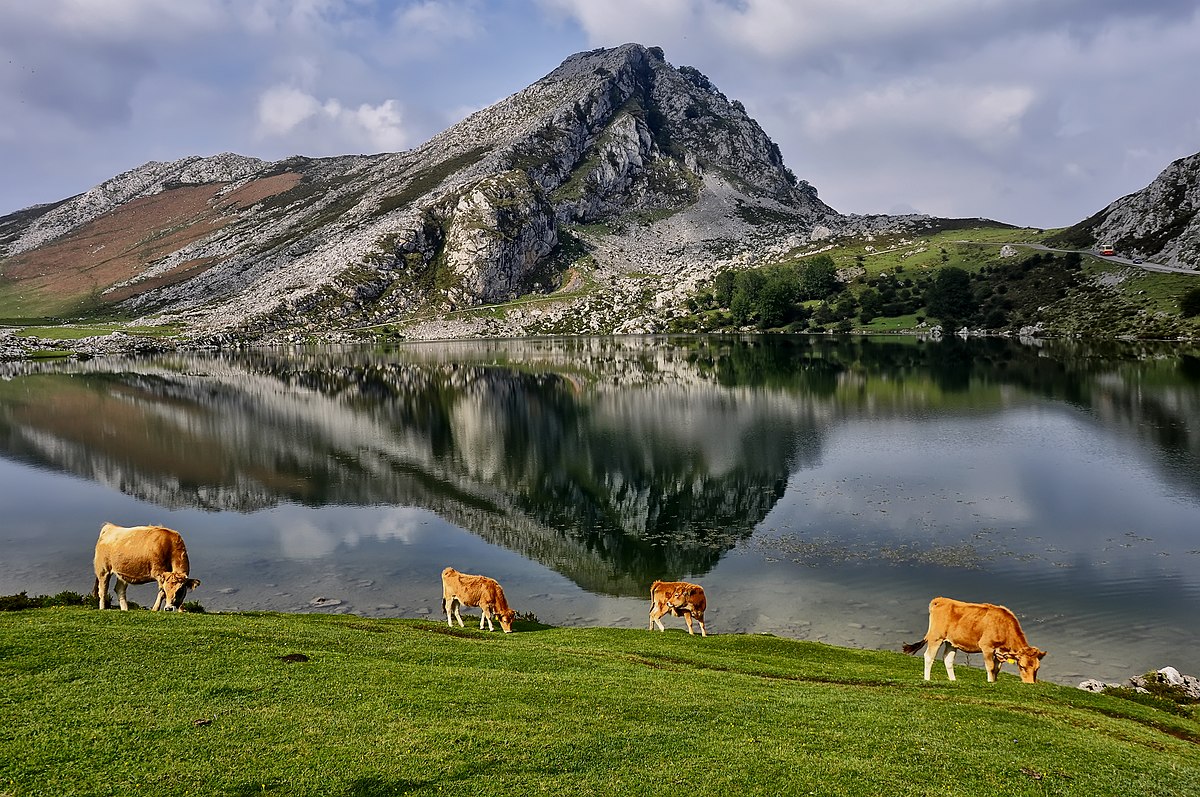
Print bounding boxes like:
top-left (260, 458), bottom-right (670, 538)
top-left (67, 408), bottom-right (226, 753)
top-left (2, 609), bottom-right (1197, 796)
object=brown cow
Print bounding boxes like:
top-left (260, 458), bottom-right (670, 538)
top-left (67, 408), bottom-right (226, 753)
top-left (648, 580), bottom-right (708, 636)
top-left (92, 523), bottom-right (200, 612)
top-left (441, 567), bottom-right (517, 633)
top-left (903, 596), bottom-right (1046, 683)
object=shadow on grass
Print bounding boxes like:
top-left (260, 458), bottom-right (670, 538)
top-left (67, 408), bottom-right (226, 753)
top-left (223, 777), bottom-right (429, 796)
top-left (416, 617), bottom-right (556, 638)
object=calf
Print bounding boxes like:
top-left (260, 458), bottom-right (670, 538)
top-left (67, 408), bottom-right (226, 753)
top-left (648, 580), bottom-right (708, 636)
top-left (441, 567), bottom-right (517, 633)
top-left (903, 596), bottom-right (1046, 683)
top-left (92, 523), bottom-right (200, 611)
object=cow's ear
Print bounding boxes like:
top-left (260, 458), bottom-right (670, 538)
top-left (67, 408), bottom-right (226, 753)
top-left (187, 578), bottom-right (201, 589)
top-left (1036, 649), bottom-right (1047, 660)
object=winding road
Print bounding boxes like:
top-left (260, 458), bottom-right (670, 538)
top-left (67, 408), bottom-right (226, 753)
top-left (962, 241), bottom-right (1199, 276)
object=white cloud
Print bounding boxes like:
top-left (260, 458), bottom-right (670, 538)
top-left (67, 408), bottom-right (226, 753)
top-left (256, 85), bottom-right (322, 137)
top-left (396, 0), bottom-right (481, 39)
top-left (255, 85), bottom-right (410, 152)
top-left (803, 82), bottom-right (1036, 152)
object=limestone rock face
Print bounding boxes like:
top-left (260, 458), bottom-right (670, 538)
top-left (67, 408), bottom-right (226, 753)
top-left (1060, 151), bottom-right (1199, 268)
top-left (440, 172), bottom-right (558, 304)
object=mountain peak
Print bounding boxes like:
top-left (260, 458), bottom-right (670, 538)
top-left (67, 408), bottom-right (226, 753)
top-left (1, 44), bottom-right (837, 338)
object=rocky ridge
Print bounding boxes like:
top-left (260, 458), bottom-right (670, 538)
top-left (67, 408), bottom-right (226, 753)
top-left (1053, 151), bottom-right (1199, 268)
top-left (0, 44), bottom-right (860, 343)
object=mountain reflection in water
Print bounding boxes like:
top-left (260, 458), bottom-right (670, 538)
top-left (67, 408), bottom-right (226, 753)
top-left (1, 335), bottom-right (1198, 685)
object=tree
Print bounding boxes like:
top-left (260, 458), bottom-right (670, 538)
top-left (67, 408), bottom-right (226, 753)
top-left (812, 301), bottom-right (834, 325)
top-left (798, 255), bottom-right (840, 300)
top-left (1181, 287), bottom-right (1200, 319)
top-left (713, 270), bottom-right (736, 308)
top-left (858, 287), bottom-right (883, 323)
top-left (925, 267), bottom-right (977, 324)
top-left (730, 270), bottom-right (765, 325)
top-left (758, 267), bottom-right (798, 328)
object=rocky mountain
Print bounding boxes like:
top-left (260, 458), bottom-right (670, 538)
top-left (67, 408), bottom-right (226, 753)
top-left (1051, 151), bottom-right (1200, 267)
top-left (0, 43), bottom-right (864, 339)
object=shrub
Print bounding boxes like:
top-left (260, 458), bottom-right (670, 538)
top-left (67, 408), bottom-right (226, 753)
top-left (1180, 287), bottom-right (1200, 318)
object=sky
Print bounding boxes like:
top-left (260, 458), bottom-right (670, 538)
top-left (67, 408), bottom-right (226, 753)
top-left (1, 0), bottom-right (1198, 228)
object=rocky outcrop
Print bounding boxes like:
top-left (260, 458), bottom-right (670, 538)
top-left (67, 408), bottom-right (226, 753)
top-left (439, 171), bottom-right (558, 305)
top-left (1078, 666), bottom-right (1200, 699)
top-left (1053, 151), bottom-right (1199, 269)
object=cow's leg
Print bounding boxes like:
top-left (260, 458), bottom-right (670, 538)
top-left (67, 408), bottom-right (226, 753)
top-left (115, 579), bottom-right (130, 611)
top-left (982, 647), bottom-right (998, 682)
top-left (481, 605), bottom-right (495, 632)
top-left (452, 599), bottom-right (465, 628)
top-left (683, 612), bottom-right (695, 635)
top-left (923, 639), bottom-right (940, 680)
top-left (97, 572), bottom-right (111, 610)
top-left (695, 615), bottom-right (707, 637)
top-left (943, 645), bottom-right (958, 681)
top-left (151, 585), bottom-right (165, 611)
top-left (649, 602), bottom-right (666, 632)
top-left (443, 597), bottom-right (453, 627)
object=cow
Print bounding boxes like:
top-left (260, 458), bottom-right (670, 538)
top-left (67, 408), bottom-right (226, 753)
top-left (648, 580), bottom-right (708, 636)
top-left (441, 567), bottom-right (517, 633)
top-left (92, 523), bottom-right (200, 612)
top-left (902, 596), bottom-right (1046, 683)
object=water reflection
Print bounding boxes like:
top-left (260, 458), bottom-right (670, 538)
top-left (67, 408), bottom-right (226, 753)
top-left (2, 335), bottom-right (1199, 682)
top-left (2, 339), bottom-right (828, 594)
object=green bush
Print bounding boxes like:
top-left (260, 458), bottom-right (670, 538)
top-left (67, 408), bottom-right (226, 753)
top-left (1181, 287), bottom-right (1200, 318)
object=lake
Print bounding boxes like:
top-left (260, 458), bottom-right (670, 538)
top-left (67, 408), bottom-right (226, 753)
top-left (2, 335), bottom-right (1198, 685)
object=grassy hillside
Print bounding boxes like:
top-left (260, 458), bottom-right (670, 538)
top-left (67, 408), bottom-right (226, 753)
top-left (2, 609), bottom-right (1198, 796)
top-left (672, 226), bottom-right (1200, 339)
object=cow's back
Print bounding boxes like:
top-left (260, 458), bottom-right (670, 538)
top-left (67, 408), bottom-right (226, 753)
top-left (95, 523), bottom-right (189, 581)
top-left (928, 596), bottom-right (1022, 648)
top-left (443, 568), bottom-right (491, 605)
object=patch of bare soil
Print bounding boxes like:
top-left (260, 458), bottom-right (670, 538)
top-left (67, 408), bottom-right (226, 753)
top-left (0, 173), bottom-right (301, 311)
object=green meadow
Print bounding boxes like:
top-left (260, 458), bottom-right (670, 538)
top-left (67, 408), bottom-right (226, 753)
top-left (2, 608), bottom-right (1198, 796)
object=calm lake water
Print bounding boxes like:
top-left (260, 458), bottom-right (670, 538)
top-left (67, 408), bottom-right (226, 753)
top-left (2, 335), bottom-right (1198, 685)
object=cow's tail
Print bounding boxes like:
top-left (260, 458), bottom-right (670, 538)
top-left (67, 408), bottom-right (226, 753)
top-left (902, 639), bottom-right (927, 655)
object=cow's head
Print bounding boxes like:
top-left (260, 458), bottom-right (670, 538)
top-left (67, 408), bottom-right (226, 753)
top-left (157, 572), bottom-right (201, 611)
top-left (996, 646), bottom-right (1047, 683)
top-left (496, 609), bottom-right (517, 634)
top-left (668, 585), bottom-right (701, 609)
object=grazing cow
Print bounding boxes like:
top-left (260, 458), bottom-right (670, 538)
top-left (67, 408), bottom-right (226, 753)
top-left (648, 580), bottom-right (708, 637)
top-left (441, 567), bottom-right (517, 633)
top-left (902, 596), bottom-right (1046, 683)
top-left (92, 523), bottom-right (200, 612)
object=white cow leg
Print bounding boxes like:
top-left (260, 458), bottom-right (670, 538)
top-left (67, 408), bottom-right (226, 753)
top-left (98, 573), bottom-right (110, 610)
top-left (152, 588), bottom-right (165, 612)
top-left (944, 646), bottom-right (957, 681)
top-left (453, 603), bottom-right (465, 628)
top-left (984, 649), bottom-right (998, 682)
top-left (115, 580), bottom-right (130, 611)
top-left (923, 641), bottom-right (937, 680)
top-left (649, 607), bottom-right (666, 631)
